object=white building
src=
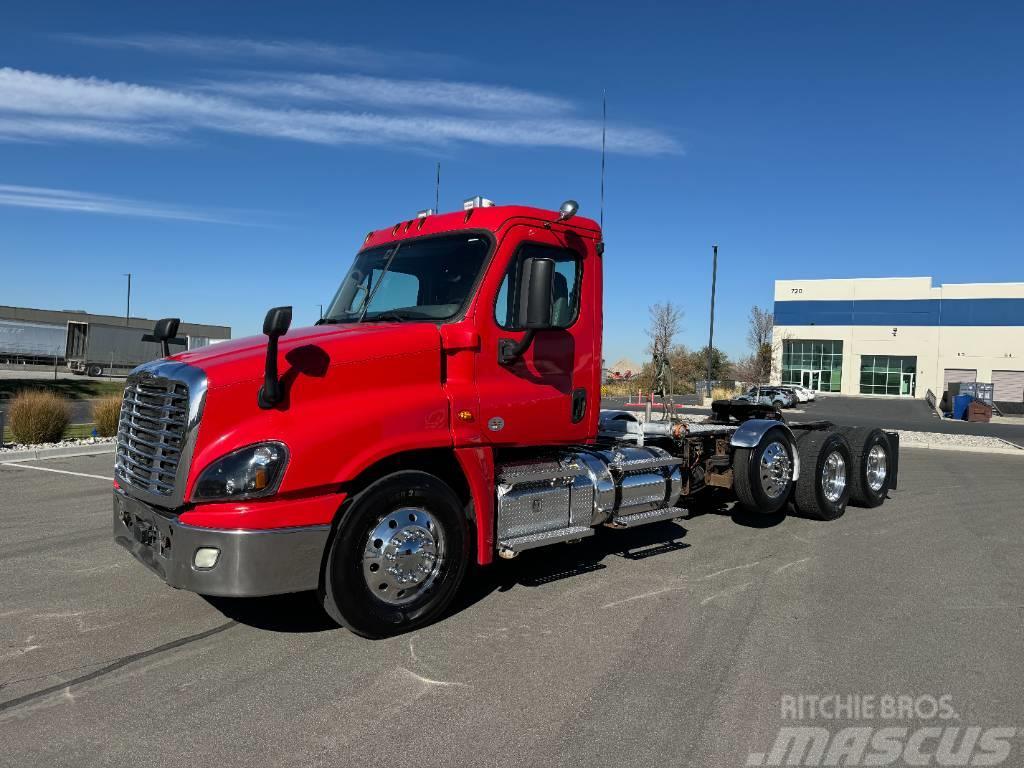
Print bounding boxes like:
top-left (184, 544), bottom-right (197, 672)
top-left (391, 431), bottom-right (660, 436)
top-left (771, 277), bottom-right (1024, 403)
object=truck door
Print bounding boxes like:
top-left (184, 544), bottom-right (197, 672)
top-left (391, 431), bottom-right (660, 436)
top-left (474, 224), bottom-right (601, 447)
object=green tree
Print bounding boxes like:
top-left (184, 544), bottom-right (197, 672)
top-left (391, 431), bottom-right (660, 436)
top-left (692, 345), bottom-right (731, 385)
top-left (746, 305), bottom-right (775, 381)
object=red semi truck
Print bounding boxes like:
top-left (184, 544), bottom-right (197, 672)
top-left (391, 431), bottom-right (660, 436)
top-left (113, 198), bottom-right (898, 637)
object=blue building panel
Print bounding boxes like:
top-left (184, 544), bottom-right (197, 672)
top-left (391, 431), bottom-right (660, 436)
top-left (774, 298), bottom-right (1024, 327)
top-left (939, 298), bottom-right (1024, 326)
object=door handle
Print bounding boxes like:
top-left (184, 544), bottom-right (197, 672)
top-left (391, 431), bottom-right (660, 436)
top-left (571, 388), bottom-right (587, 423)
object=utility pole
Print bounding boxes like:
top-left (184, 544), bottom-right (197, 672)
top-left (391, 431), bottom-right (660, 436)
top-left (123, 273), bottom-right (132, 326)
top-left (705, 244), bottom-right (718, 398)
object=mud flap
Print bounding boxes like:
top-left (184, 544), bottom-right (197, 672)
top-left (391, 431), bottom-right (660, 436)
top-left (884, 431), bottom-right (900, 491)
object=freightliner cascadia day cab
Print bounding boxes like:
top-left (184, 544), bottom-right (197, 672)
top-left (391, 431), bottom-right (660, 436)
top-left (113, 198), bottom-right (899, 638)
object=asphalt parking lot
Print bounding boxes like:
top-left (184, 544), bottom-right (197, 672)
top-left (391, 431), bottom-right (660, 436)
top-left (2, 448), bottom-right (1023, 767)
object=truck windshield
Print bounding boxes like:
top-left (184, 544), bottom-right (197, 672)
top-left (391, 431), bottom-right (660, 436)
top-left (323, 234), bottom-right (491, 323)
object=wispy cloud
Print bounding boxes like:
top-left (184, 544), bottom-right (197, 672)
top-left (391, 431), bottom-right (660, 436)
top-left (0, 66), bottom-right (680, 155)
top-left (60, 34), bottom-right (458, 71)
top-left (0, 116), bottom-right (175, 144)
top-left (203, 73), bottom-right (574, 115)
top-left (0, 184), bottom-right (242, 224)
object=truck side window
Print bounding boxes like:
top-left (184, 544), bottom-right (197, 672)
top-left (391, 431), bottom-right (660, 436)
top-left (494, 244), bottom-right (581, 329)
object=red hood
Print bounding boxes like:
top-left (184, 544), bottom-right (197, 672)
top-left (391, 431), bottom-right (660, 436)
top-left (171, 322), bottom-right (441, 389)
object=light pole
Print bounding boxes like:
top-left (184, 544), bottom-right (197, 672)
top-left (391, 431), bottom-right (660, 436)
top-left (705, 244), bottom-right (718, 398)
top-left (123, 273), bottom-right (132, 326)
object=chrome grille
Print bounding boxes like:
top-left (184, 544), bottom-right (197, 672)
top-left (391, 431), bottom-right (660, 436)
top-left (115, 376), bottom-right (190, 496)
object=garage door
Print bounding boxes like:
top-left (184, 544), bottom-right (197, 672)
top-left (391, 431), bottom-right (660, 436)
top-left (943, 368), bottom-right (976, 389)
top-left (992, 370), bottom-right (1024, 403)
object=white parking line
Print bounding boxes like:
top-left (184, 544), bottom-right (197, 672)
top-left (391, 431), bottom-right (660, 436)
top-left (0, 462), bottom-right (111, 481)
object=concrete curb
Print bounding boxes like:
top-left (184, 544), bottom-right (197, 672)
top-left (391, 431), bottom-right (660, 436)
top-left (0, 443), bottom-right (115, 463)
top-left (900, 443), bottom-right (1024, 456)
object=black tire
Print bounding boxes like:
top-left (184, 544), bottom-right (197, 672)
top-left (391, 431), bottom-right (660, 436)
top-left (792, 431), bottom-right (852, 521)
top-left (733, 426), bottom-right (795, 515)
top-left (837, 427), bottom-right (892, 508)
top-left (320, 470), bottom-right (470, 638)
top-left (87, 365), bottom-right (103, 377)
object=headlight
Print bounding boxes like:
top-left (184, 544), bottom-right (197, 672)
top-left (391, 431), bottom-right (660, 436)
top-left (192, 442), bottom-right (288, 501)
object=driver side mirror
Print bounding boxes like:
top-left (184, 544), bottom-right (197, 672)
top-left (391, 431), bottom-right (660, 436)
top-left (522, 257), bottom-right (555, 330)
top-left (499, 256), bottom-right (555, 365)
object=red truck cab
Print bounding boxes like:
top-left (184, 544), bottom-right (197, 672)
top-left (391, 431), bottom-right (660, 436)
top-left (113, 199), bottom-right (605, 636)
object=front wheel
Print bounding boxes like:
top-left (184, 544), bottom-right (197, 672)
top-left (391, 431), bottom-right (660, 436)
top-left (87, 364), bottom-right (103, 377)
top-left (320, 470), bottom-right (470, 638)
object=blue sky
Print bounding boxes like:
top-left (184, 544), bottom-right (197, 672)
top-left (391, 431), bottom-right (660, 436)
top-left (1, 1), bottom-right (1021, 364)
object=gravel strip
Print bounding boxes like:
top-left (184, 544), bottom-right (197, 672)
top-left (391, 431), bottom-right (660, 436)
top-left (0, 436), bottom-right (116, 454)
top-left (888, 430), bottom-right (1022, 451)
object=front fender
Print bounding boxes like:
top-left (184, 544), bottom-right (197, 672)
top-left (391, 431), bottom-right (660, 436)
top-left (730, 419), bottom-right (801, 482)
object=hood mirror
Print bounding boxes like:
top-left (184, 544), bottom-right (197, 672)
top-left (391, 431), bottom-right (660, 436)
top-left (263, 306), bottom-right (292, 337)
top-left (142, 317), bottom-right (186, 357)
top-left (258, 306), bottom-right (292, 409)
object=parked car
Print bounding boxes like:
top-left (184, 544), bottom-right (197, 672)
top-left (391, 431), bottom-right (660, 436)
top-left (794, 385), bottom-right (816, 402)
top-left (740, 386), bottom-right (795, 409)
top-left (785, 386), bottom-right (810, 403)
top-left (776, 386), bottom-right (805, 406)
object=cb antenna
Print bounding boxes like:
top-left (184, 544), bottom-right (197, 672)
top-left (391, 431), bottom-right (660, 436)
top-left (600, 89), bottom-right (607, 229)
top-left (435, 161), bottom-right (440, 213)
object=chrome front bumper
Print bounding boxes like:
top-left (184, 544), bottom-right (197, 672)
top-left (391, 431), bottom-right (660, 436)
top-left (113, 490), bottom-right (331, 597)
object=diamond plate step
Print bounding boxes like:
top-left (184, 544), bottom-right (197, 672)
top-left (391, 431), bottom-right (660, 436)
top-left (606, 507), bottom-right (687, 529)
top-left (497, 525), bottom-right (595, 557)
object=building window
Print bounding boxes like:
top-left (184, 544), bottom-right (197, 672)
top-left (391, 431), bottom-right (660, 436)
top-left (781, 339), bottom-right (843, 392)
top-left (859, 355), bottom-right (917, 396)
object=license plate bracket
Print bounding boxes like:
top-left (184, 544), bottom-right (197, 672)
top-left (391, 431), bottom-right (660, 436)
top-left (132, 516), bottom-right (158, 548)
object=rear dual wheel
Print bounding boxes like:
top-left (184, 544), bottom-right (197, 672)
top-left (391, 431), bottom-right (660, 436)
top-left (793, 431), bottom-right (852, 520)
top-left (837, 427), bottom-right (892, 508)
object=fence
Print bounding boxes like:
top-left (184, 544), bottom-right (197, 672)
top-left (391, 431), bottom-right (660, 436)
top-left (0, 355), bottom-right (65, 379)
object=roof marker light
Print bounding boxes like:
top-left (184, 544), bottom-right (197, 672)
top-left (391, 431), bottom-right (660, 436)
top-left (463, 196), bottom-right (495, 210)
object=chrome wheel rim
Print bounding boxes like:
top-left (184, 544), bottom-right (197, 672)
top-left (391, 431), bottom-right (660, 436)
top-left (866, 444), bottom-right (888, 492)
top-left (363, 507), bottom-right (444, 606)
top-left (759, 441), bottom-right (793, 499)
top-left (821, 451), bottom-right (847, 503)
